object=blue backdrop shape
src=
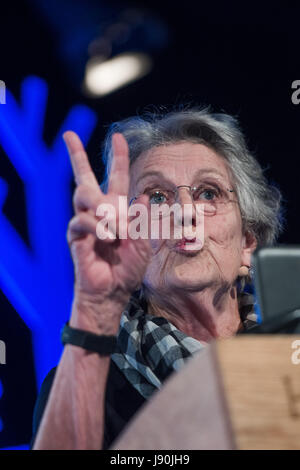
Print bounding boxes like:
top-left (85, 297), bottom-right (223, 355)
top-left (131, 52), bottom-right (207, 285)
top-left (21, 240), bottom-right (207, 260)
top-left (0, 76), bottom-right (97, 391)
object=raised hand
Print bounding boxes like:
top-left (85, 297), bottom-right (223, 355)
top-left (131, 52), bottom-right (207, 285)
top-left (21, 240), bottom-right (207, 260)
top-left (63, 131), bottom-right (151, 334)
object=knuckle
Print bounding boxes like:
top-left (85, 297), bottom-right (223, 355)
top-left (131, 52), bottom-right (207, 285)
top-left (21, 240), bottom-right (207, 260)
top-left (68, 214), bottom-right (81, 231)
top-left (67, 218), bottom-right (75, 238)
top-left (73, 185), bottom-right (86, 206)
top-left (73, 184), bottom-right (99, 211)
top-left (73, 213), bottom-right (86, 226)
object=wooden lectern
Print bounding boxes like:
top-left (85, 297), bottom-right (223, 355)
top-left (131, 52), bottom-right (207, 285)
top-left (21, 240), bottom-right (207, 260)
top-left (111, 336), bottom-right (300, 450)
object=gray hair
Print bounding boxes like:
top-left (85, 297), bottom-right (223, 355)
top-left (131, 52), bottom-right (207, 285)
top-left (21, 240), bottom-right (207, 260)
top-left (101, 106), bottom-right (284, 249)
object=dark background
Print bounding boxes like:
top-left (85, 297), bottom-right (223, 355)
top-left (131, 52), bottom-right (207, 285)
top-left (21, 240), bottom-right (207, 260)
top-left (0, 0), bottom-right (299, 448)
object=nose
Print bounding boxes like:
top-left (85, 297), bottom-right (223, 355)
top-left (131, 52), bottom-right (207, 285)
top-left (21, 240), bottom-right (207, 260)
top-left (174, 186), bottom-right (197, 227)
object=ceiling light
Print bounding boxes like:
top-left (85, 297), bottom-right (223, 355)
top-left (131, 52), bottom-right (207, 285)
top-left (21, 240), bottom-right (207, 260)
top-left (83, 52), bottom-right (152, 97)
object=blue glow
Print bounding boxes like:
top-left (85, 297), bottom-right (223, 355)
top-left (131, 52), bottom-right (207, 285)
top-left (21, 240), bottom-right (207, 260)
top-left (254, 300), bottom-right (262, 323)
top-left (244, 282), bottom-right (262, 323)
top-left (0, 444), bottom-right (29, 450)
top-left (0, 76), bottom-right (97, 393)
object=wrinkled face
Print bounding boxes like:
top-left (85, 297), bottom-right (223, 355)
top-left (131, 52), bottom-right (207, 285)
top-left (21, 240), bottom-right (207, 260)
top-left (129, 141), bottom-right (253, 294)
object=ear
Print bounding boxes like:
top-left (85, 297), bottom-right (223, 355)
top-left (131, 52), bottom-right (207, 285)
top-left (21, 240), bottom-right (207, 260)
top-left (240, 230), bottom-right (257, 268)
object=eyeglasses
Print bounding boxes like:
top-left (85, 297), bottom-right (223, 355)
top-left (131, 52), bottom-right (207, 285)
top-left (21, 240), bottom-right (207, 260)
top-left (129, 183), bottom-right (238, 217)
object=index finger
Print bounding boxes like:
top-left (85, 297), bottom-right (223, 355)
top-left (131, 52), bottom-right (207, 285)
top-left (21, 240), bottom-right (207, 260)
top-left (63, 131), bottom-right (100, 190)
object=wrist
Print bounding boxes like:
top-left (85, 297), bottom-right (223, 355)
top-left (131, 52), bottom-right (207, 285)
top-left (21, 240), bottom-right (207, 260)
top-left (70, 291), bottom-right (130, 335)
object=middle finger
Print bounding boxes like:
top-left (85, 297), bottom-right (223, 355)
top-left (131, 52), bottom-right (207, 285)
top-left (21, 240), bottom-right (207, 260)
top-left (107, 133), bottom-right (130, 196)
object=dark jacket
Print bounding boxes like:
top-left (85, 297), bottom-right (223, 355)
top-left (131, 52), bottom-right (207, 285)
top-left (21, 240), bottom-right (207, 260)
top-left (31, 288), bottom-right (257, 449)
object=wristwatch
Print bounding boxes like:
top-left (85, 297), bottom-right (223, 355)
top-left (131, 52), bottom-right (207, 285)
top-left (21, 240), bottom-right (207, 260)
top-left (60, 322), bottom-right (117, 356)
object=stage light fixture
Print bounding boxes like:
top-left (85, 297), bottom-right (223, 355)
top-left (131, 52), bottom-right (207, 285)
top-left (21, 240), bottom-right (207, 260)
top-left (83, 52), bottom-right (152, 97)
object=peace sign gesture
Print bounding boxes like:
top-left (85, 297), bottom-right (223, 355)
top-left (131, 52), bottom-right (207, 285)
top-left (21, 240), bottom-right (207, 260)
top-left (64, 131), bottom-right (151, 334)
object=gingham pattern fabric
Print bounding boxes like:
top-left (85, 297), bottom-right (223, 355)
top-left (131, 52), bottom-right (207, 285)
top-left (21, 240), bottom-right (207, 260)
top-left (111, 289), bottom-right (257, 400)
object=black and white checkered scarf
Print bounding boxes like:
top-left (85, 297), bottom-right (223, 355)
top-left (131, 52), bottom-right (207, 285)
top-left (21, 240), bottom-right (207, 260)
top-left (111, 288), bottom-right (257, 400)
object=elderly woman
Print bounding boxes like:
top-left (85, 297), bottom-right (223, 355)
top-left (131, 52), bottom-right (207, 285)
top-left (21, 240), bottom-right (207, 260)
top-left (31, 107), bottom-right (283, 450)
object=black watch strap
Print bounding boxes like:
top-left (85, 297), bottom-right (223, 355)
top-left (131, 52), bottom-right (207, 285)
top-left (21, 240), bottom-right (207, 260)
top-left (60, 322), bottom-right (117, 356)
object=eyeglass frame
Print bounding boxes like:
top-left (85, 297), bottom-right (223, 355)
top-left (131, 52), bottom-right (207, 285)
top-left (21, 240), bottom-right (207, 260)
top-left (129, 184), bottom-right (238, 210)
